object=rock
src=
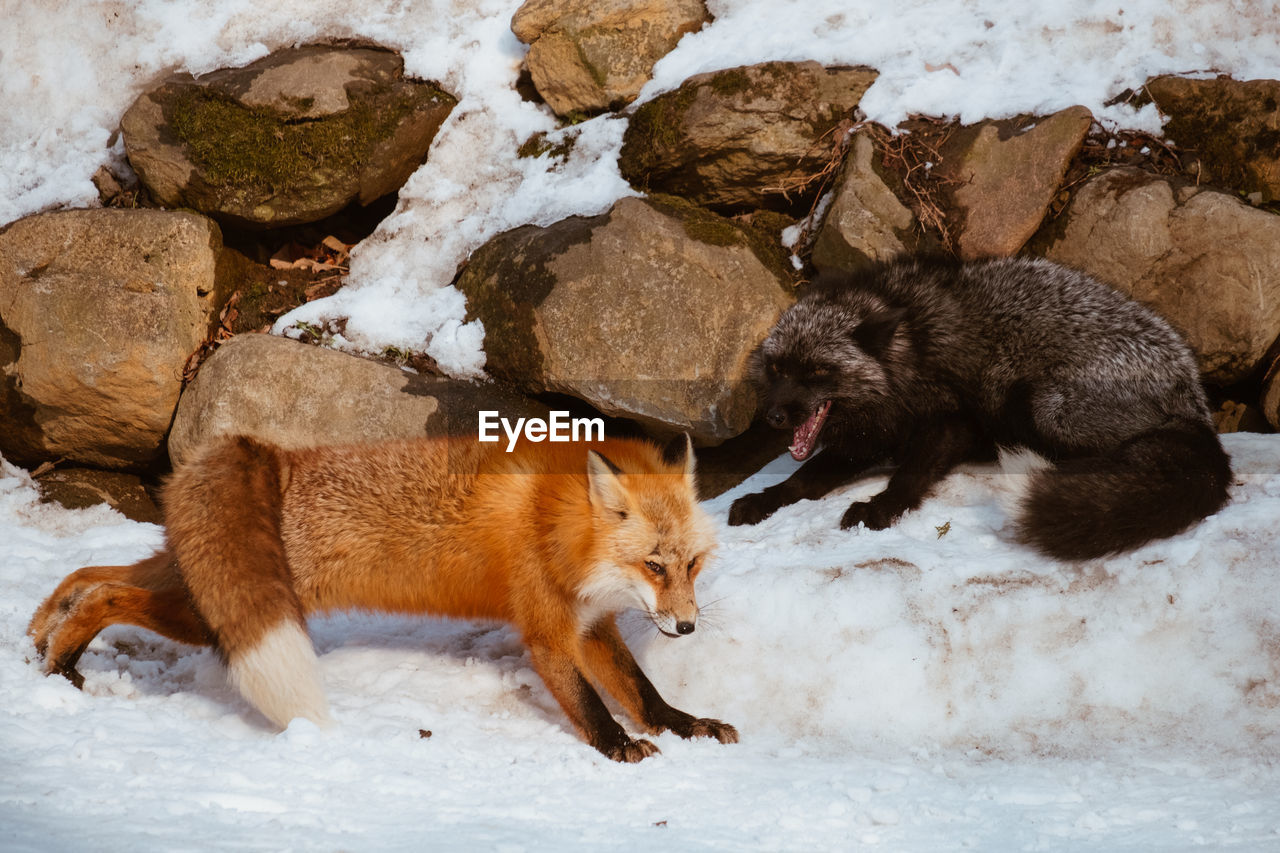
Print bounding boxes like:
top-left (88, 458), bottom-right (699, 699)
top-left (121, 45), bottom-right (456, 229)
top-left (455, 196), bottom-right (794, 442)
top-left (1264, 351), bottom-right (1280, 430)
top-left (1213, 399), bottom-right (1270, 434)
top-left (91, 167), bottom-right (124, 205)
top-left (168, 334), bottom-right (547, 467)
top-left (811, 131), bottom-right (926, 272)
top-left (0, 209), bottom-right (230, 469)
top-left (512, 0), bottom-right (710, 117)
top-left (936, 106), bottom-right (1093, 260)
top-left (619, 61), bottom-right (878, 212)
top-left (1145, 75), bottom-right (1280, 202)
top-left (36, 468), bottom-right (162, 524)
top-left (1032, 167), bottom-right (1280, 383)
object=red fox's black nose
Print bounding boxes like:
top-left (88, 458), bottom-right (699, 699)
top-left (765, 408), bottom-right (788, 429)
top-left (676, 621), bottom-right (695, 635)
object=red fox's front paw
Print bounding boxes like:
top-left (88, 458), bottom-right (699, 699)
top-left (603, 737), bottom-right (661, 763)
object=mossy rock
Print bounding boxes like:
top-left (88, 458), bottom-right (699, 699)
top-left (36, 468), bottom-right (162, 524)
top-left (619, 61), bottom-right (878, 213)
top-left (1146, 75), bottom-right (1280, 203)
top-left (122, 45), bottom-right (457, 229)
top-left (455, 196), bottom-right (794, 442)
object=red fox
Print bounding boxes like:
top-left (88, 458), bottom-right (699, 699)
top-left (28, 433), bottom-right (737, 762)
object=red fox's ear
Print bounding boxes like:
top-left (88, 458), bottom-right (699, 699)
top-left (586, 450), bottom-right (630, 517)
top-left (662, 433), bottom-right (697, 488)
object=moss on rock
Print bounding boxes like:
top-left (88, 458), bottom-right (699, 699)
top-left (644, 194), bottom-right (794, 286)
top-left (166, 84), bottom-right (442, 195)
top-left (619, 61), bottom-right (877, 213)
top-left (455, 213), bottom-right (608, 384)
top-left (618, 83), bottom-right (699, 188)
top-left (1146, 75), bottom-right (1280, 202)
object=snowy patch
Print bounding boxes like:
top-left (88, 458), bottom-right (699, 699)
top-left (5, 1), bottom-right (1280, 374)
top-left (3, 434), bottom-right (1280, 847)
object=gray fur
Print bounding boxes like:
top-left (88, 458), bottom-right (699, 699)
top-left (730, 255), bottom-right (1230, 559)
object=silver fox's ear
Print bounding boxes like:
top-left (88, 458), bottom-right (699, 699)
top-left (586, 450), bottom-right (629, 517)
top-left (851, 307), bottom-right (908, 356)
top-left (662, 433), bottom-right (697, 487)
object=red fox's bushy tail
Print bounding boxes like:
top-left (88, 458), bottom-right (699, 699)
top-left (1008, 419), bottom-right (1232, 560)
top-left (165, 436), bottom-right (330, 728)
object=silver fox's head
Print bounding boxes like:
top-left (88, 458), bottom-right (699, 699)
top-left (749, 292), bottom-right (908, 461)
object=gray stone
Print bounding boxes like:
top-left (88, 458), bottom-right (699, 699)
top-left (1033, 167), bottom-right (1280, 383)
top-left (0, 209), bottom-right (229, 469)
top-left (619, 61), bottom-right (878, 211)
top-left (811, 131), bottom-right (924, 272)
top-left (168, 333), bottom-right (547, 467)
top-left (512, 0), bottom-right (710, 116)
top-left (937, 106), bottom-right (1093, 259)
top-left (456, 196), bottom-right (794, 442)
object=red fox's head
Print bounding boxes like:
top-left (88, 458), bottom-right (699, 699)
top-left (580, 436), bottom-right (716, 637)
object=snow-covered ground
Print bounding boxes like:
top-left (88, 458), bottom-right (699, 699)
top-left (5, 2), bottom-right (1280, 848)
top-left (4, 0), bottom-right (1280, 374)
top-left (3, 433), bottom-right (1280, 850)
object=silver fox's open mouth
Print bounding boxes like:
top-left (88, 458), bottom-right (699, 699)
top-left (789, 400), bottom-right (831, 461)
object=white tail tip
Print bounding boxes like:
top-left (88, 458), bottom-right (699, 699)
top-left (994, 446), bottom-right (1053, 519)
top-left (228, 621), bottom-right (332, 730)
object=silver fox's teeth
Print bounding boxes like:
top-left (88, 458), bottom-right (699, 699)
top-left (789, 400), bottom-right (831, 461)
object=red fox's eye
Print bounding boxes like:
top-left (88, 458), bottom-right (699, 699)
top-left (686, 558), bottom-right (696, 572)
top-left (644, 561), bottom-right (665, 576)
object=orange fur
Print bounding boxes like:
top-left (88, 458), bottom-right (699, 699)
top-left (28, 434), bottom-right (737, 761)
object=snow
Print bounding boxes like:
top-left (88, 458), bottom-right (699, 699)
top-left (3, 433), bottom-right (1280, 850)
top-left (4, 0), bottom-right (1280, 374)
top-left (5, 5), bottom-right (1280, 844)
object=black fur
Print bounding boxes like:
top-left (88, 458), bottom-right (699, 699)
top-left (728, 255), bottom-right (1232, 560)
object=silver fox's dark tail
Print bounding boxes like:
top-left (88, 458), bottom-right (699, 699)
top-left (1012, 419), bottom-right (1231, 560)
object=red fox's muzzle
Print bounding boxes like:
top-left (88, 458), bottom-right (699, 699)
top-left (647, 586), bottom-right (699, 637)
top-left (651, 610), bottom-right (696, 637)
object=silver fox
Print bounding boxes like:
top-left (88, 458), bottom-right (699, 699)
top-left (728, 255), bottom-right (1231, 560)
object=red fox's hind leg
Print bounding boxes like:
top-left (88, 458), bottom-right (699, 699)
top-left (166, 436), bottom-right (330, 729)
top-left (28, 551), bottom-right (212, 688)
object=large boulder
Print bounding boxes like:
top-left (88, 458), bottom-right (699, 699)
top-left (936, 106), bottom-right (1093, 260)
top-left (1145, 75), bottom-right (1280, 203)
top-left (0, 209), bottom-right (229, 469)
top-left (1032, 167), bottom-right (1280, 383)
top-left (619, 61), bottom-right (878, 212)
top-left (512, 0), bottom-right (710, 117)
top-left (168, 333), bottom-right (546, 467)
top-left (811, 131), bottom-right (926, 272)
top-left (121, 45), bottom-right (457, 229)
top-left (455, 196), bottom-right (794, 442)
